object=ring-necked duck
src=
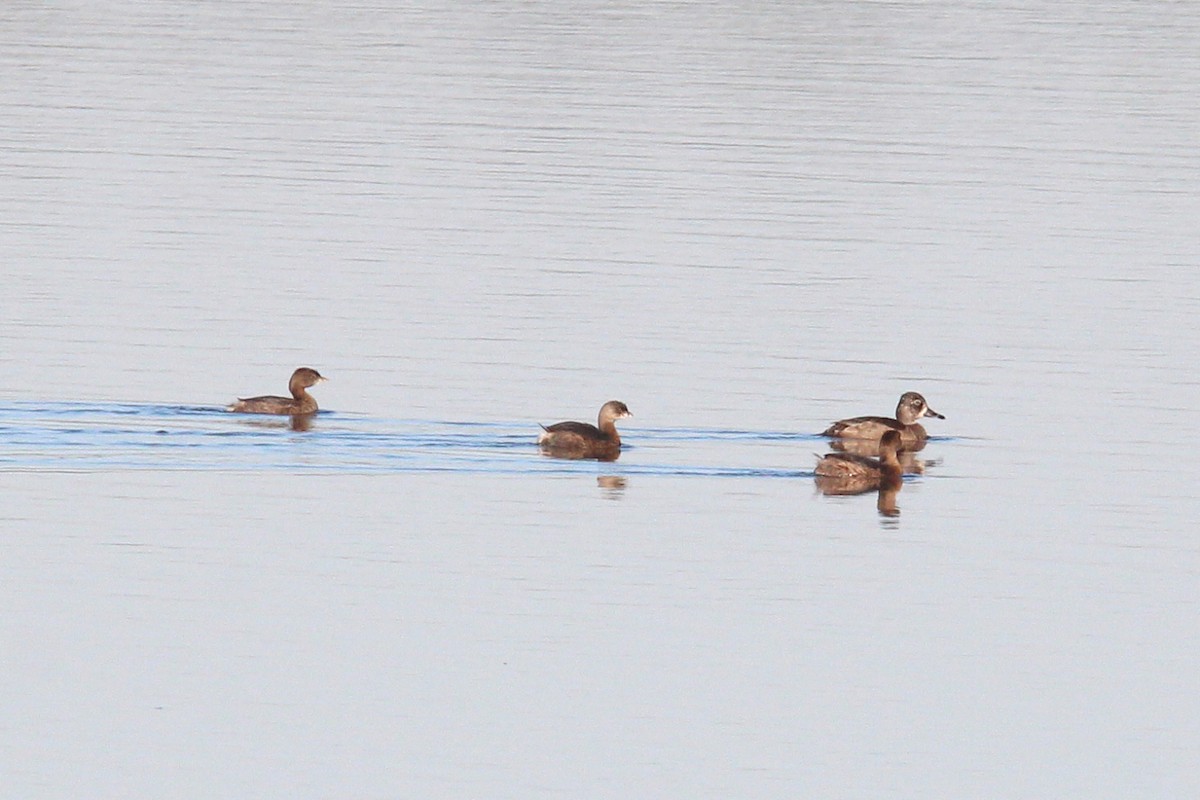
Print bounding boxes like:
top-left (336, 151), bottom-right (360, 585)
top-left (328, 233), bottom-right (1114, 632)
top-left (822, 391), bottom-right (943, 443)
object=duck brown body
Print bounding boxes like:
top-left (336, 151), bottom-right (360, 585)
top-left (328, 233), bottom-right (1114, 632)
top-left (814, 429), bottom-right (905, 494)
top-left (228, 367), bottom-right (326, 415)
top-left (538, 400), bottom-right (632, 461)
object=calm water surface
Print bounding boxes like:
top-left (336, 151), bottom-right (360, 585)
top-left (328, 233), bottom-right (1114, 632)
top-left (2, 1), bottom-right (1198, 797)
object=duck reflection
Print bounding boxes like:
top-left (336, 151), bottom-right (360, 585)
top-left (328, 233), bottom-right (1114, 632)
top-left (539, 447), bottom-right (621, 463)
top-left (826, 435), bottom-right (934, 475)
top-left (814, 429), bottom-right (905, 517)
top-left (875, 474), bottom-right (902, 518)
top-left (234, 413), bottom-right (316, 432)
top-left (597, 475), bottom-right (627, 498)
top-left (289, 413), bottom-right (314, 432)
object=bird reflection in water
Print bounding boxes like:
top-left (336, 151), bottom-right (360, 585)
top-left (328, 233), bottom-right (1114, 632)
top-left (539, 447), bottom-right (621, 463)
top-left (826, 435), bottom-right (938, 475)
top-left (875, 473), bottom-right (902, 518)
top-left (597, 475), bottom-right (627, 498)
top-left (289, 413), bottom-right (314, 432)
top-left (814, 429), bottom-right (906, 518)
top-left (235, 413), bottom-right (316, 432)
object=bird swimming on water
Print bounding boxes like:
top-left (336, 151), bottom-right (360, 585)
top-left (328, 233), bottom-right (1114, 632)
top-left (227, 367), bottom-right (327, 415)
top-left (822, 391), bottom-right (944, 444)
top-left (537, 400), bottom-right (632, 461)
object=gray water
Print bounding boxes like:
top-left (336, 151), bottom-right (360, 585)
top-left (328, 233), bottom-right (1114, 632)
top-left (2, 2), bottom-right (1198, 796)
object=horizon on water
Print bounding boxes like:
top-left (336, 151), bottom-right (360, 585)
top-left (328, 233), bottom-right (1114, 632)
top-left (3, 2), bottom-right (1198, 797)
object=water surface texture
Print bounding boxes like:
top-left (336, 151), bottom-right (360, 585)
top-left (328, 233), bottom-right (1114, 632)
top-left (2, 2), bottom-right (1198, 797)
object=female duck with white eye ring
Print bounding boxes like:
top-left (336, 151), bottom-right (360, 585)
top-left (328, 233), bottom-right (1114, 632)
top-left (822, 391), bottom-right (943, 444)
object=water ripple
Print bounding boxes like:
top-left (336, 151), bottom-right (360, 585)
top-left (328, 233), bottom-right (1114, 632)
top-left (0, 402), bottom-right (819, 476)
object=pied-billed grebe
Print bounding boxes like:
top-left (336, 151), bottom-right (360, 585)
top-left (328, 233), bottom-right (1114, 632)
top-left (538, 400), bottom-right (632, 461)
top-left (822, 391), bottom-right (944, 443)
top-left (814, 429), bottom-right (905, 494)
top-left (227, 367), bottom-right (326, 415)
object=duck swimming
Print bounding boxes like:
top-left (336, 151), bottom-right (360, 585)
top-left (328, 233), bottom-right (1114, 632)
top-left (227, 367), bottom-right (326, 415)
top-left (538, 400), bottom-right (632, 461)
top-left (814, 429), bottom-right (905, 495)
top-left (822, 391), bottom-right (943, 444)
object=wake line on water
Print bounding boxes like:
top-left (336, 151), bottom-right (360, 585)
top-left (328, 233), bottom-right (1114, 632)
top-left (0, 401), bottom-right (829, 476)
